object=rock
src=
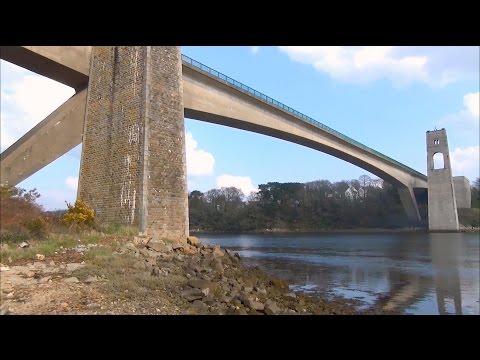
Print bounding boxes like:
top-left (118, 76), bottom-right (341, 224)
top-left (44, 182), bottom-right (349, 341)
top-left (182, 287), bottom-right (207, 300)
top-left (202, 296), bottom-right (216, 305)
top-left (19, 241), bottom-right (30, 248)
top-left (6, 292), bottom-right (14, 299)
top-left (64, 277), bottom-right (80, 283)
top-left (191, 300), bottom-right (208, 312)
top-left (0, 265), bottom-right (10, 272)
top-left (187, 236), bottom-right (200, 246)
top-left (38, 276), bottom-right (52, 284)
top-left (49, 261), bottom-right (56, 267)
top-left (0, 308), bottom-right (11, 315)
top-left (210, 259), bottom-right (224, 273)
top-left (254, 287), bottom-right (267, 295)
top-left (219, 295), bottom-right (233, 304)
top-left (84, 276), bottom-right (99, 284)
top-left (212, 246), bottom-right (225, 257)
top-left (284, 292), bottom-right (297, 299)
top-left (183, 246), bottom-right (198, 255)
top-left (234, 308), bottom-right (248, 315)
top-left (1, 285), bottom-right (14, 294)
top-left (66, 263), bottom-right (85, 272)
top-left (87, 303), bottom-right (100, 309)
top-left (264, 301), bottom-right (281, 315)
top-left (133, 236), bottom-right (150, 246)
top-left (242, 286), bottom-right (253, 293)
top-left (187, 279), bottom-right (218, 292)
top-left (244, 298), bottom-right (264, 311)
top-left (60, 302), bottom-right (69, 308)
top-left (140, 248), bottom-right (160, 258)
top-left (151, 267), bottom-right (161, 277)
top-left (35, 254), bottom-right (45, 261)
top-left (147, 241), bottom-right (167, 253)
top-left (269, 279), bottom-right (288, 289)
top-left (24, 270), bottom-right (36, 278)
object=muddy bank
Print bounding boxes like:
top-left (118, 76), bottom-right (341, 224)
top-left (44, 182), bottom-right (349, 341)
top-left (0, 235), bottom-right (392, 315)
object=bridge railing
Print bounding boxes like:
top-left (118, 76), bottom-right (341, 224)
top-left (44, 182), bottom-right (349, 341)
top-left (182, 54), bottom-right (426, 179)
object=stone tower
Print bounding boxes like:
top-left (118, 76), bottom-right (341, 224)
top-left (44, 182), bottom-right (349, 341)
top-left (426, 129), bottom-right (459, 231)
top-left (78, 46), bottom-right (189, 240)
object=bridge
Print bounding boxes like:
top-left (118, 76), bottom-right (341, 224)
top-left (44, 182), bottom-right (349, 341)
top-left (0, 46), bottom-right (428, 238)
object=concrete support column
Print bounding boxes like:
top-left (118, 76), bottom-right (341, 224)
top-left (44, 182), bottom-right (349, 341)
top-left (398, 186), bottom-right (421, 223)
top-left (426, 129), bottom-right (459, 231)
top-left (78, 46), bottom-right (188, 240)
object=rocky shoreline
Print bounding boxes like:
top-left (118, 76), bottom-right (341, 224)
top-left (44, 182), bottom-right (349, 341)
top-left (0, 235), bottom-right (391, 315)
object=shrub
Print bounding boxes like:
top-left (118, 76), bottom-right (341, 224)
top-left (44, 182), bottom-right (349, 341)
top-left (0, 185), bottom-right (47, 241)
top-left (63, 200), bottom-right (95, 229)
top-left (25, 216), bottom-right (49, 239)
top-left (0, 229), bottom-right (30, 244)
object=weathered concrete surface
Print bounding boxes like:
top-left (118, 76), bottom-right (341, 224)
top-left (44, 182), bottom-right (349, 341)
top-left (426, 129), bottom-right (459, 231)
top-left (453, 176), bottom-right (471, 209)
top-left (78, 47), bottom-right (188, 239)
top-left (0, 89), bottom-right (87, 186)
top-left (0, 46), bottom-right (91, 91)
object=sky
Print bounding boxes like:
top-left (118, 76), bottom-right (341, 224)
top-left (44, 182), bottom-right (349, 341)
top-left (1, 46), bottom-right (479, 210)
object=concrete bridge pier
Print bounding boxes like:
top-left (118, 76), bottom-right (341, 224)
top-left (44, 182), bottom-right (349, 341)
top-left (397, 186), bottom-right (421, 223)
top-left (78, 46), bottom-right (189, 240)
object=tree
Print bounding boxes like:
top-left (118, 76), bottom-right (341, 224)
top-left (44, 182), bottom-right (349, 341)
top-left (359, 174), bottom-right (371, 198)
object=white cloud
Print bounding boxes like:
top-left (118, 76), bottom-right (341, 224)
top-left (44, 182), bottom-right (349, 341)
top-left (0, 67), bottom-right (75, 150)
top-left (450, 146), bottom-right (479, 180)
top-left (438, 92), bottom-right (479, 129)
top-left (278, 46), bottom-right (479, 87)
top-left (65, 176), bottom-right (78, 191)
top-left (250, 46), bottom-right (260, 55)
top-left (216, 174), bottom-right (257, 195)
top-left (185, 132), bottom-right (215, 176)
top-left (464, 92), bottom-right (479, 118)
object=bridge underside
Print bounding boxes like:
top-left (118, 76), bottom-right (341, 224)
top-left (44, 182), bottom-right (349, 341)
top-left (1, 46), bottom-right (428, 226)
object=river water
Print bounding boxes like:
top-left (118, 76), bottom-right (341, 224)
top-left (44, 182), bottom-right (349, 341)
top-left (199, 232), bottom-right (479, 315)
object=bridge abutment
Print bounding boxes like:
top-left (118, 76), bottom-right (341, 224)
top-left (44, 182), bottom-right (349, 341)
top-left (78, 46), bottom-right (189, 239)
top-left (426, 129), bottom-right (459, 231)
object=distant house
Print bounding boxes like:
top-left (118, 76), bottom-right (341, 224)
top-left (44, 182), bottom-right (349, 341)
top-left (345, 186), bottom-right (364, 201)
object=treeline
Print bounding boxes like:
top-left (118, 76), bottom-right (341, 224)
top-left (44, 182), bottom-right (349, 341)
top-left (189, 175), bottom-right (435, 232)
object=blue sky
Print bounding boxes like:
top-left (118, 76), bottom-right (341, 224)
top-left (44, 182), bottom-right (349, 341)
top-left (1, 46), bottom-right (479, 210)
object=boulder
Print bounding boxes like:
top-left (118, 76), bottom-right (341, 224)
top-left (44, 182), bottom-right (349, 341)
top-left (264, 301), bottom-right (281, 315)
top-left (147, 241), bottom-right (167, 253)
top-left (212, 246), bottom-right (225, 257)
top-left (187, 236), bottom-right (200, 246)
top-left (187, 279), bottom-right (218, 292)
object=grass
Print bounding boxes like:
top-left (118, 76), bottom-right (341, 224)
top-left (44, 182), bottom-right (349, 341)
top-left (71, 252), bottom-right (174, 300)
top-left (0, 236), bottom-right (78, 262)
top-left (458, 208), bottom-right (480, 227)
top-left (100, 224), bottom-right (138, 237)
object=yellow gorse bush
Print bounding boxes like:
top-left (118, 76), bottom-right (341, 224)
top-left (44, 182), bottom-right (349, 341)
top-left (63, 200), bottom-right (95, 228)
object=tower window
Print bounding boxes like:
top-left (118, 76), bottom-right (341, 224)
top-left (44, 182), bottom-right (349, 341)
top-left (433, 152), bottom-right (444, 169)
top-left (433, 139), bottom-right (440, 145)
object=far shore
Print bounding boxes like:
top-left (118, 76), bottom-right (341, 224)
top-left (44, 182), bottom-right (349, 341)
top-left (191, 226), bottom-right (479, 236)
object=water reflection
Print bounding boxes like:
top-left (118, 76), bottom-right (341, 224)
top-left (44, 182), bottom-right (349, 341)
top-left (430, 234), bottom-right (463, 315)
top-left (200, 233), bottom-right (479, 315)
